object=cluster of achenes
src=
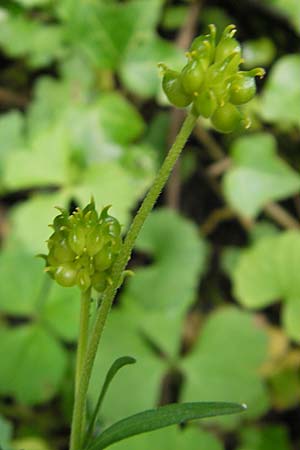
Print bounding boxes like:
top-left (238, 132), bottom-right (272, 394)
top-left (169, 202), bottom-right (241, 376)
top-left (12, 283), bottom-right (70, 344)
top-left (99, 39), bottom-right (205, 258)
top-left (160, 24), bottom-right (265, 133)
top-left (41, 200), bottom-right (122, 292)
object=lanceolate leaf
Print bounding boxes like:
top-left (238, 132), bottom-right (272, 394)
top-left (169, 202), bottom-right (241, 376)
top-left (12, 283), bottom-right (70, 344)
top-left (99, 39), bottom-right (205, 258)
top-left (87, 402), bottom-right (246, 450)
top-left (89, 308), bottom-right (166, 424)
top-left (84, 357), bottom-right (136, 447)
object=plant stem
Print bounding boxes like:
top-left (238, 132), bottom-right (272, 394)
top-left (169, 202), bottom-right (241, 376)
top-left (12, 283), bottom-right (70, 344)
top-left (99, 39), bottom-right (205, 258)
top-left (69, 111), bottom-right (197, 450)
top-left (75, 289), bottom-right (91, 393)
top-left (72, 288), bottom-right (91, 449)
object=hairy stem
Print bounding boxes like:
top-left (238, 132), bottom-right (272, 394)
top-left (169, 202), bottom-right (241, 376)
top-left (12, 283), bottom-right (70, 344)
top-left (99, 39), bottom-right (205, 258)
top-left (69, 111), bottom-right (197, 450)
top-left (70, 289), bottom-right (91, 450)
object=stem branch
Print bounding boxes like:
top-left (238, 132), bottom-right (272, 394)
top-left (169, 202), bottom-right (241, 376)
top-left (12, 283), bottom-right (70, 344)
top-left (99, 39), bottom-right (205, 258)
top-left (69, 111), bottom-right (197, 450)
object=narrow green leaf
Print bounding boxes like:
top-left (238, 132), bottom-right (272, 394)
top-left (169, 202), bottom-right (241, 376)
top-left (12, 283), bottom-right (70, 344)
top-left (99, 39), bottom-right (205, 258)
top-left (84, 356), bottom-right (136, 447)
top-left (87, 402), bottom-right (246, 450)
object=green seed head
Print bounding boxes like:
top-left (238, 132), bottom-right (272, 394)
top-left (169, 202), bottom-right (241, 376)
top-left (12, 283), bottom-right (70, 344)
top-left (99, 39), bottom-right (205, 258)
top-left (160, 24), bottom-right (265, 133)
top-left (42, 199), bottom-right (122, 292)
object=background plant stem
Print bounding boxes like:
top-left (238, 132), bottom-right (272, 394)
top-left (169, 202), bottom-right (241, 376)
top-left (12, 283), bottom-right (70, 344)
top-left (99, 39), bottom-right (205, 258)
top-left (69, 111), bottom-right (197, 450)
top-left (166, 0), bottom-right (203, 210)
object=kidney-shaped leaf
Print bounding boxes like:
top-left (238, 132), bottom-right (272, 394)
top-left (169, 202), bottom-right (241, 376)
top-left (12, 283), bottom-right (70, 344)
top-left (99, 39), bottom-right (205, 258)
top-left (260, 55), bottom-right (300, 127)
top-left (42, 283), bottom-right (80, 342)
top-left (233, 236), bottom-right (281, 309)
top-left (120, 36), bottom-right (184, 99)
top-left (74, 162), bottom-right (145, 228)
top-left (0, 324), bottom-right (66, 405)
top-left (0, 111), bottom-right (24, 189)
top-left (97, 93), bottom-right (145, 145)
top-left (233, 231), bottom-right (300, 341)
top-left (237, 424), bottom-right (293, 450)
top-left (223, 133), bottom-right (300, 218)
top-left (262, 0), bottom-right (300, 34)
top-left (3, 125), bottom-right (69, 191)
top-left (181, 308), bottom-right (270, 428)
top-left (0, 13), bottom-right (63, 68)
top-left (66, 0), bottom-right (162, 70)
top-left (9, 191), bottom-right (69, 255)
top-left (124, 208), bottom-right (209, 310)
top-left (0, 242), bottom-right (45, 315)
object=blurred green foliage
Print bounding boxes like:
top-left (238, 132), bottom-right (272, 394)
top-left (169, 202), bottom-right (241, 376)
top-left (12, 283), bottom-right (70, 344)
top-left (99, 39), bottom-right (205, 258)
top-left (223, 133), bottom-right (300, 217)
top-left (0, 0), bottom-right (300, 449)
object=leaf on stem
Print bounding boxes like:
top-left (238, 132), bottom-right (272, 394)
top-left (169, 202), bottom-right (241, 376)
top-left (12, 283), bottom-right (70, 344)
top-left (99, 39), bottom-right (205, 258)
top-left (86, 402), bottom-right (246, 450)
top-left (84, 356), bottom-right (136, 447)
